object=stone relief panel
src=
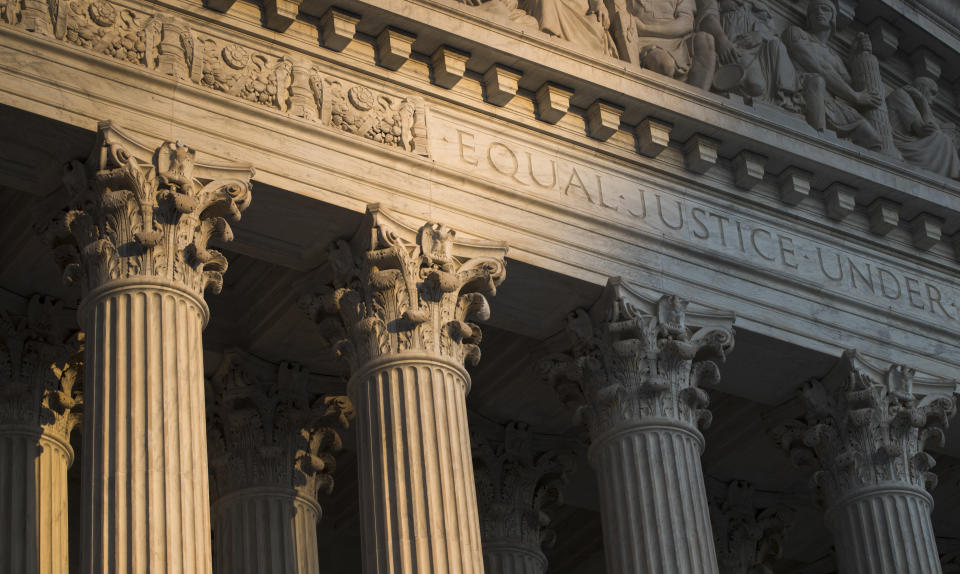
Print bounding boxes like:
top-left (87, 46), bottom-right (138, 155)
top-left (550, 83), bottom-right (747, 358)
top-left (0, 0), bottom-right (430, 157)
top-left (449, 0), bottom-right (960, 180)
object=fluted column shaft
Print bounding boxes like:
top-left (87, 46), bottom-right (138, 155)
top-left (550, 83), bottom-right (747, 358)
top-left (827, 486), bottom-right (941, 574)
top-left (212, 489), bottom-right (320, 574)
top-left (590, 421), bottom-right (717, 574)
top-left (482, 544), bottom-right (546, 574)
top-left (80, 282), bottom-right (211, 574)
top-left (352, 355), bottom-right (484, 574)
top-left (0, 427), bottom-right (74, 574)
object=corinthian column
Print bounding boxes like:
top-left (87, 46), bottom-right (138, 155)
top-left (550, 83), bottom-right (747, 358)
top-left (542, 277), bottom-right (735, 574)
top-left (48, 122), bottom-right (254, 574)
top-left (302, 205), bottom-right (507, 574)
top-left (206, 349), bottom-right (353, 574)
top-left (0, 295), bottom-right (82, 574)
top-left (472, 421), bottom-right (576, 574)
top-left (774, 350), bottom-right (959, 574)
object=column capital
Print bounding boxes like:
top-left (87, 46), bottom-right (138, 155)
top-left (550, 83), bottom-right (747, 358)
top-left (46, 121), bottom-right (255, 298)
top-left (472, 421), bottom-right (576, 560)
top-left (540, 277), bottom-right (735, 439)
top-left (0, 294), bottom-right (83, 443)
top-left (301, 204), bottom-right (508, 376)
top-left (206, 349), bottom-right (353, 503)
top-left (773, 350), bottom-right (959, 506)
top-left (709, 480), bottom-right (793, 574)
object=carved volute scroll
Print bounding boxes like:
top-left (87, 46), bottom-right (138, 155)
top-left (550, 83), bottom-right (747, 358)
top-left (46, 122), bottom-right (254, 298)
top-left (206, 349), bottom-right (353, 502)
top-left (773, 350), bottom-right (960, 506)
top-left (472, 421), bottom-right (576, 562)
top-left (709, 480), bottom-right (793, 574)
top-left (541, 277), bottom-right (735, 440)
top-left (0, 295), bottom-right (83, 443)
top-left (300, 204), bottom-right (508, 378)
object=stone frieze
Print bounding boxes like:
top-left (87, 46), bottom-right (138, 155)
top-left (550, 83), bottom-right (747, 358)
top-left (0, 0), bottom-right (430, 157)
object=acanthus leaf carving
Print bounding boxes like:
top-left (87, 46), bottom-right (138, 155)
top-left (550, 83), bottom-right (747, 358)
top-left (205, 349), bottom-right (354, 502)
top-left (472, 421), bottom-right (576, 559)
top-left (47, 122), bottom-right (254, 296)
top-left (709, 480), bottom-right (794, 574)
top-left (0, 295), bottom-right (83, 442)
top-left (772, 350), bottom-right (959, 506)
top-left (541, 277), bottom-right (735, 439)
top-left (301, 205), bottom-right (507, 375)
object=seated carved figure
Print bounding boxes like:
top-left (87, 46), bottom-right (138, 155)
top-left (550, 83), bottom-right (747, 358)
top-left (458, 0), bottom-right (540, 30)
top-left (887, 77), bottom-right (960, 179)
top-left (697, 0), bottom-right (797, 106)
top-left (521, 0), bottom-right (619, 56)
top-left (782, 0), bottom-right (882, 150)
top-left (612, 0), bottom-right (716, 90)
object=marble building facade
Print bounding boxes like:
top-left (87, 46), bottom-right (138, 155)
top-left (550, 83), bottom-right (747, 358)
top-left (1, 0), bottom-right (960, 572)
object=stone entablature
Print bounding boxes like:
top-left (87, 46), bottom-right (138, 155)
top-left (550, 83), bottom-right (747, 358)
top-left (3, 0), bottom-right (960, 248)
top-left (5, 0), bottom-right (960, 384)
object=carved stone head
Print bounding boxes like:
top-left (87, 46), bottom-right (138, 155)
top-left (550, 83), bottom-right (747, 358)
top-left (806, 0), bottom-right (836, 33)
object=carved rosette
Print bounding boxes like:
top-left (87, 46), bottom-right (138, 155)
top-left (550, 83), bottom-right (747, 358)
top-left (0, 295), bottom-right (83, 443)
top-left (542, 278), bottom-right (735, 440)
top-left (709, 481), bottom-right (793, 574)
top-left (44, 122), bottom-right (254, 299)
top-left (472, 421), bottom-right (576, 561)
top-left (773, 350), bottom-right (959, 505)
top-left (301, 205), bottom-right (507, 378)
top-left (206, 349), bottom-right (353, 503)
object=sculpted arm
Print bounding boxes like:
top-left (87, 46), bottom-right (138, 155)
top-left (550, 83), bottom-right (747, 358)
top-left (785, 32), bottom-right (874, 108)
top-left (697, 0), bottom-right (736, 64)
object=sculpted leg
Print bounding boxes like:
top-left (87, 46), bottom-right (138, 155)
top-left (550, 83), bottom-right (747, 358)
top-left (688, 31), bottom-right (716, 91)
top-left (641, 47), bottom-right (677, 79)
top-left (741, 61), bottom-right (766, 98)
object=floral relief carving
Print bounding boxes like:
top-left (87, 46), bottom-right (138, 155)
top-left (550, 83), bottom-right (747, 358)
top-left (709, 480), bottom-right (793, 574)
top-left (44, 122), bottom-right (254, 296)
top-left (0, 295), bottom-right (83, 443)
top-left (206, 349), bottom-right (354, 501)
top-left (300, 205), bottom-right (507, 374)
top-left (772, 350), bottom-right (960, 506)
top-left (472, 421), bottom-right (576, 560)
top-left (540, 277), bottom-right (735, 439)
top-left (1, 0), bottom-right (430, 156)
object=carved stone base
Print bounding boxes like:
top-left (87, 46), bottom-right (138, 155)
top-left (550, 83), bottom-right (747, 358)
top-left (212, 489), bottom-right (321, 574)
top-left (80, 283), bottom-right (212, 574)
top-left (590, 422), bottom-right (719, 574)
top-left (827, 486), bottom-right (942, 574)
top-left (351, 355), bottom-right (484, 574)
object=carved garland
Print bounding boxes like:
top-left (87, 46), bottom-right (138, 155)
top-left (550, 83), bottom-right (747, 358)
top-left (0, 0), bottom-right (430, 156)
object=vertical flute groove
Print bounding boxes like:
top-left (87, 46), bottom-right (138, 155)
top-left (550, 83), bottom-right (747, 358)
top-left (592, 427), bottom-right (718, 574)
top-left (82, 288), bottom-right (211, 574)
top-left (353, 360), bottom-right (483, 574)
top-left (829, 489), bottom-right (941, 574)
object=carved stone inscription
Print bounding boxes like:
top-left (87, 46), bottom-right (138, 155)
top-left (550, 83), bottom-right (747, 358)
top-left (432, 119), bottom-right (960, 330)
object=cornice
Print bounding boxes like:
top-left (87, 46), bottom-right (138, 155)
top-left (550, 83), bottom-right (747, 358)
top-left (150, 0), bottom-right (960, 236)
top-left (6, 13), bottom-right (960, 380)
